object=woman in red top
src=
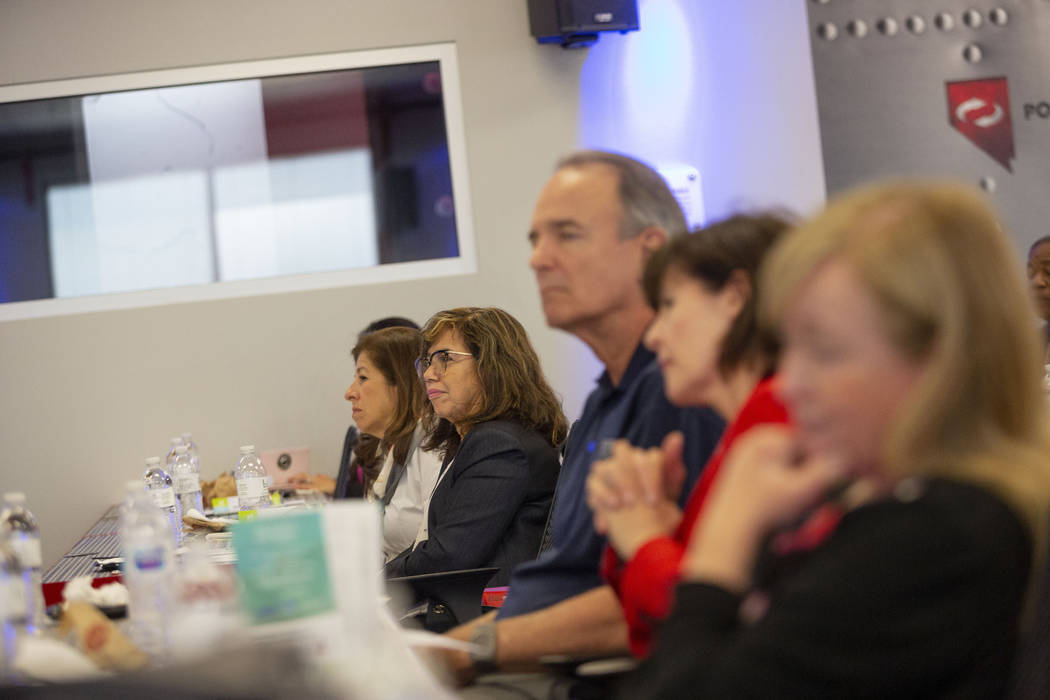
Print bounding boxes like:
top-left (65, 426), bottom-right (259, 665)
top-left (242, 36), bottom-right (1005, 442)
top-left (586, 213), bottom-right (792, 657)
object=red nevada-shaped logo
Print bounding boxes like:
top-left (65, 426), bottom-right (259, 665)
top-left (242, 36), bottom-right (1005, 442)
top-left (946, 78), bottom-right (1015, 172)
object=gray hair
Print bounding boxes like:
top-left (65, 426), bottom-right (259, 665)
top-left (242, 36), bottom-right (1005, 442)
top-left (556, 150), bottom-right (688, 241)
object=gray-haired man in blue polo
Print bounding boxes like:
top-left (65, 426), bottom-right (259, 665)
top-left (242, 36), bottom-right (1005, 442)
top-left (442, 151), bottom-right (724, 689)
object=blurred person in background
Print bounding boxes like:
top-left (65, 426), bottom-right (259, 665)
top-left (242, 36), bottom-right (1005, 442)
top-left (618, 181), bottom-right (1050, 699)
top-left (1026, 236), bottom-right (1050, 361)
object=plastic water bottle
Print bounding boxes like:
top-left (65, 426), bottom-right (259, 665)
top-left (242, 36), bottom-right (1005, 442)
top-left (119, 481), bottom-right (174, 661)
top-left (171, 445), bottom-right (203, 544)
top-left (234, 445), bottom-right (269, 520)
top-left (0, 493), bottom-right (44, 634)
top-left (180, 432), bottom-right (201, 476)
top-left (0, 541), bottom-right (25, 681)
top-left (168, 541), bottom-right (240, 659)
top-left (180, 433), bottom-right (199, 463)
top-left (164, 437), bottom-right (184, 469)
top-left (143, 457), bottom-right (179, 547)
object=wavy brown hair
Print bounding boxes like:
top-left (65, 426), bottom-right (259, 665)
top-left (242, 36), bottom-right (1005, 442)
top-left (420, 307), bottom-right (568, 458)
top-left (351, 326), bottom-right (425, 491)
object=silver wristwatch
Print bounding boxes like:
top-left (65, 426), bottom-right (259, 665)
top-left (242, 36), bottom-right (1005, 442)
top-left (468, 619), bottom-right (499, 674)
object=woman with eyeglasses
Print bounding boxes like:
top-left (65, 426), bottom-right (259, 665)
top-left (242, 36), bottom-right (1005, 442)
top-left (384, 307), bottom-right (566, 589)
top-left (342, 326), bottom-right (443, 562)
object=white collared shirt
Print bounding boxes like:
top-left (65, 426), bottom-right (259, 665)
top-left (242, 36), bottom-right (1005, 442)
top-left (367, 446), bottom-right (442, 562)
top-left (412, 455), bottom-right (454, 547)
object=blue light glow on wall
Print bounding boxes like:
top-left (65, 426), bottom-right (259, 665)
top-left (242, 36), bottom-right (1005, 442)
top-left (575, 0), bottom-right (825, 224)
top-left (578, 0), bottom-right (701, 171)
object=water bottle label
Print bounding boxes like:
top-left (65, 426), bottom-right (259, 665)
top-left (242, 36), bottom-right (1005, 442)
top-left (3, 580), bottom-right (25, 621)
top-left (12, 538), bottom-right (42, 568)
top-left (131, 545), bottom-right (169, 572)
top-left (175, 475), bottom-right (201, 495)
top-left (150, 487), bottom-right (176, 510)
top-left (12, 578), bottom-right (26, 610)
top-left (237, 476), bottom-right (268, 499)
top-left (211, 496), bottom-right (239, 513)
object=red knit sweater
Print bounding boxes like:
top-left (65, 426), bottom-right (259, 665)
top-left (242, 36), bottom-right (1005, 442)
top-left (602, 377), bottom-right (790, 657)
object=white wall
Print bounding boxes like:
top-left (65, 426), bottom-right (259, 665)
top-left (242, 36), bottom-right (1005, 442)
top-left (0, 0), bottom-right (594, 566)
top-left (0, 0), bottom-right (825, 566)
top-left (579, 0), bottom-right (826, 221)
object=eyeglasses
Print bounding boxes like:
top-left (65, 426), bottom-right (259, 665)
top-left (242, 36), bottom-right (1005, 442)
top-left (415, 349), bottom-right (473, 379)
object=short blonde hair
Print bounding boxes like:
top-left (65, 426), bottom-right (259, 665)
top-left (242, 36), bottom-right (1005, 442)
top-left (762, 181), bottom-right (1050, 556)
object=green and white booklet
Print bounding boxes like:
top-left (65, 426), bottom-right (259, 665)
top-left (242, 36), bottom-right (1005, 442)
top-left (233, 502), bottom-right (453, 698)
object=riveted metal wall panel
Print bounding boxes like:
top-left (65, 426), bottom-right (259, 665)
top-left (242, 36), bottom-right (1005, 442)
top-left (807, 0), bottom-right (1050, 253)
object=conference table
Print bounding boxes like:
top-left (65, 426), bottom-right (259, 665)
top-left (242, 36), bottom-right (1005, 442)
top-left (41, 503), bottom-right (124, 607)
top-left (40, 499), bottom-right (509, 613)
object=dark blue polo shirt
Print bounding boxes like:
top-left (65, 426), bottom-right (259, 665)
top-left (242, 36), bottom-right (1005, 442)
top-left (496, 343), bottom-right (725, 618)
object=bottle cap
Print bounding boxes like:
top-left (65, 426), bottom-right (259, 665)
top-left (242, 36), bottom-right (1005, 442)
top-left (175, 445), bottom-right (188, 455)
top-left (3, 492), bottom-right (25, 504)
top-left (240, 445), bottom-right (255, 453)
top-left (144, 456), bottom-right (161, 465)
top-left (170, 437), bottom-right (183, 446)
top-left (181, 432), bottom-right (193, 442)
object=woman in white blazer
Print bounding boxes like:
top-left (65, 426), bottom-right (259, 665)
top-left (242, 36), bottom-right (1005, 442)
top-left (345, 326), bottom-right (443, 562)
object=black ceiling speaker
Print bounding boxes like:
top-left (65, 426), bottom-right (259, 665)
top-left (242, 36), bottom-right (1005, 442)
top-left (528, 0), bottom-right (640, 48)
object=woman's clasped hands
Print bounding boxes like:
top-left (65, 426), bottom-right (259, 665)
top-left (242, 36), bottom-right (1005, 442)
top-left (585, 431), bottom-right (689, 560)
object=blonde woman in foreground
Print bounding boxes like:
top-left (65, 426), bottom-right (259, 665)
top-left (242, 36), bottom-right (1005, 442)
top-left (618, 182), bottom-right (1050, 699)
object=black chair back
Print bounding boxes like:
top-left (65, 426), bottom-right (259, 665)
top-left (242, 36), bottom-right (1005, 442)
top-left (388, 567), bottom-right (500, 633)
top-left (333, 425), bottom-right (360, 499)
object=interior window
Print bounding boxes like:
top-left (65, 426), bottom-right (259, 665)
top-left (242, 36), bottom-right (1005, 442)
top-left (0, 45), bottom-right (473, 318)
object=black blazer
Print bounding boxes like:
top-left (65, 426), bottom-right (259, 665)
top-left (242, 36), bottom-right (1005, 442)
top-left (384, 419), bottom-right (560, 587)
